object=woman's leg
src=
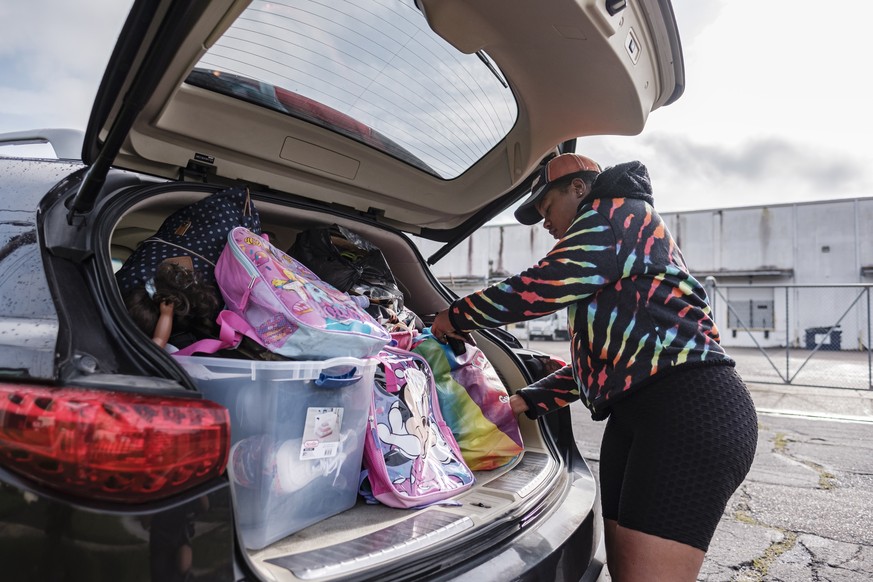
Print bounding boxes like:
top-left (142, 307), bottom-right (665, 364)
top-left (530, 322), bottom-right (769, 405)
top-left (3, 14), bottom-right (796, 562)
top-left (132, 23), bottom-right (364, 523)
top-left (599, 365), bottom-right (758, 581)
top-left (608, 523), bottom-right (704, 582)
top-left (599, 412), bottom-right (628, 580)
top-left (602, 518), bottom-right (620, 579)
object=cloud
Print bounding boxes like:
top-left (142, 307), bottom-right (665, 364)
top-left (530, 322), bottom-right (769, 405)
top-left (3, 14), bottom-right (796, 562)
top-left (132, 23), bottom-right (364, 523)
top-left (0, 1), bottom-right (131, 67)
top-left (0, 1), bottom-right (133, 133)
top-left (642, 133), bottom-right (865, 190)
top-left (577, 130), bottom-right (872, 213)
top-left (670, 0), bottom-right (726, 47)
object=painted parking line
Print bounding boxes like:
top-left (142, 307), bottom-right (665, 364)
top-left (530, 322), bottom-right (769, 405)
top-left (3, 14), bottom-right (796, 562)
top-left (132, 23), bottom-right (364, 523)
top-left (756, 407), bottom-right (873, 424)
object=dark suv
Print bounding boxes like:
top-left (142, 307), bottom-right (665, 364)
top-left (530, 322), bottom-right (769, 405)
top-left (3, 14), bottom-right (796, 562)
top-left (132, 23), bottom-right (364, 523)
top-left (0, 1), bottom-right (684, 580)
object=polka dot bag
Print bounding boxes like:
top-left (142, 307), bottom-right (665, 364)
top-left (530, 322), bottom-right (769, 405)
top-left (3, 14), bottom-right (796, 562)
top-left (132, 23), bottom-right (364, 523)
top-left (115, 185), bottom-right (261, 296)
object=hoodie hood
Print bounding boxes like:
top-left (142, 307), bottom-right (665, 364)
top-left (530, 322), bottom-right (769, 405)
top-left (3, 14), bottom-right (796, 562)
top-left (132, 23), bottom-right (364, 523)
top-left (586, 160), bottom-right (654, 206)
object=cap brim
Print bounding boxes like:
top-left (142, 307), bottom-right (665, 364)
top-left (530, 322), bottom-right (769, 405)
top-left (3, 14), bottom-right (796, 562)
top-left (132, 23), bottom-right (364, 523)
top-left (514, 182), bottom-right (549, 225)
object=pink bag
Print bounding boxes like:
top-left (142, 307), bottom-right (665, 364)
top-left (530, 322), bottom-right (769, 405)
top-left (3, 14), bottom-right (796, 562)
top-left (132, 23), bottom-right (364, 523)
top-left (360, 347), bottom-right (474, 508)
top-left (388, 328), bottom-right (418, 351)
top-left (176, 227), bottom-right (390, 360)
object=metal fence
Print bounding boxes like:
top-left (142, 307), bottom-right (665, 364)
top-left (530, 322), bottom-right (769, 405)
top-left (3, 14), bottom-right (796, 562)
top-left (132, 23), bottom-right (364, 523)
top-left (705, 281), bottom-right (873, 390)
top-left (443, 277), bottom-right (873, 390)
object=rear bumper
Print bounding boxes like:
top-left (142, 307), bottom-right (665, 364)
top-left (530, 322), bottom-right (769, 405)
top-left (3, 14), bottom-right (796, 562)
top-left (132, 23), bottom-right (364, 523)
top-left (0, 470), bottom-right (236, 582)
top-left (432, 459), bottom-right (604, 581)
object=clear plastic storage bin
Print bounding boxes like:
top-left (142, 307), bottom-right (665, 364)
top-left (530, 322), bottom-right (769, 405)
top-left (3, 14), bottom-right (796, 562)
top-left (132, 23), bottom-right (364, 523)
top-left (175, 355), bottom-right (375, 550)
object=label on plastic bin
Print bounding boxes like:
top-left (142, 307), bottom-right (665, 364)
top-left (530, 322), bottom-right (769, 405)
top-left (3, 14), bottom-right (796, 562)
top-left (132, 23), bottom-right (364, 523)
top-left (300, 407), bottom-right (343, 460)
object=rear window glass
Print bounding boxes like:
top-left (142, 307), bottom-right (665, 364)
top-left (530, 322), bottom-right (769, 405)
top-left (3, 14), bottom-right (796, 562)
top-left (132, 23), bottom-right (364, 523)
top-left (189, 0), bottom-right (517, 179)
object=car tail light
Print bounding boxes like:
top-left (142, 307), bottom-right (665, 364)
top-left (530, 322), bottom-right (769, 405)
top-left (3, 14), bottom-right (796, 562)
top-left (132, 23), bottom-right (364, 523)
top-left (0, 383), bottom-right (230, 503)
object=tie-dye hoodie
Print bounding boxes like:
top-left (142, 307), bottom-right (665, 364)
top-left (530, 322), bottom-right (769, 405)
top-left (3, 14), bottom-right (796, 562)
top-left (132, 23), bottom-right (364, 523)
top-left (447, 161), bottom-right (733, 420)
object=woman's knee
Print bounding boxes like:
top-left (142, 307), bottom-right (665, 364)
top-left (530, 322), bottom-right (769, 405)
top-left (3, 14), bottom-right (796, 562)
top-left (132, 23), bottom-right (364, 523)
top-left (606, 524), bottom-right (704, 582)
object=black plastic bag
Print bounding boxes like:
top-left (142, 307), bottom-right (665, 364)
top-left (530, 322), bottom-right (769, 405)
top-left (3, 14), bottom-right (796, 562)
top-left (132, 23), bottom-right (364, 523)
top-left (289, 225), bottom-right (403, 309)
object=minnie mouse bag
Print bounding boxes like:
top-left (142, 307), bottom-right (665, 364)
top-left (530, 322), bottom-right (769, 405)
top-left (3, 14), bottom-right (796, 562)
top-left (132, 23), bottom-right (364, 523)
top-left (360, 347), bottom-right (474, 508)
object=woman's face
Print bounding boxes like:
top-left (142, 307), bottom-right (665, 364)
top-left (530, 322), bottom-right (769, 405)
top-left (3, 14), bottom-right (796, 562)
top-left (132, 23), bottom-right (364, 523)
top-left (536, 179), bottom-right (586, 240)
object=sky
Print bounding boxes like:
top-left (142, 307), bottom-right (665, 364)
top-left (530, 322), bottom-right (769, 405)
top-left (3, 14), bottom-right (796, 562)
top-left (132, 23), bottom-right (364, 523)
top-left (1, 0), bottom-right (871, 214)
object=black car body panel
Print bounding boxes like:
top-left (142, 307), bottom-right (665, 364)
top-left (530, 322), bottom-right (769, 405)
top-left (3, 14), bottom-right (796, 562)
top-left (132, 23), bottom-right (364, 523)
top-left (0, 158), bottom-right (71, 380)
top-left (0, 468), bottom-right (235, 582)
top-left (0, 160), bottom-right (237, 582)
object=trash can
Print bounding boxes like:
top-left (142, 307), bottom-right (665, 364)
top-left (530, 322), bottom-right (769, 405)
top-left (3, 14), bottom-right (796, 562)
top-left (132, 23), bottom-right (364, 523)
top-left (826, 329), bottom-right (843, 350)
top-left (804, 327), bottom-right (841, 351)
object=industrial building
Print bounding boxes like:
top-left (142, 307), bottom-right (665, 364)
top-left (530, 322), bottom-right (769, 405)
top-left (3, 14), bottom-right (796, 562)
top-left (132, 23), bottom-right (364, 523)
top-left (417, 197), bottom-right (873, 351)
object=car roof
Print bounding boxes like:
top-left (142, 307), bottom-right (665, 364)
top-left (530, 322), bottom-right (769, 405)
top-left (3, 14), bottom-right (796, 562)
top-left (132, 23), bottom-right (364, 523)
top-left (77, 0), bottom-right (683, 240)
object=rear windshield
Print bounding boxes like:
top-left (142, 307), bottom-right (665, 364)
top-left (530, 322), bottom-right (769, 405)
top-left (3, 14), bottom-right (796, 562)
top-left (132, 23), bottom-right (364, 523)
top-left (189, 0), bottom-right (517, 179)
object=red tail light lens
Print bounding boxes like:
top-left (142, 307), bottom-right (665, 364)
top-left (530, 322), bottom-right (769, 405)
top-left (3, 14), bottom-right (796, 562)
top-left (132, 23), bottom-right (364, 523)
top-left (0, 384), bottom-right (230, 503)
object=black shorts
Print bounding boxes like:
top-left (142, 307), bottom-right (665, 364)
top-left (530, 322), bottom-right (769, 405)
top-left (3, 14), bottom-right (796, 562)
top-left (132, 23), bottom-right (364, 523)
top-left (599, 363), bottom-right (758, 551)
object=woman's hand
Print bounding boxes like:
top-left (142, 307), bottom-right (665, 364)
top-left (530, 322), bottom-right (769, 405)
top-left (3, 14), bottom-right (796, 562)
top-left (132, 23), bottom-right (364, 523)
top-left (430, 309), bottom-right (474, 344)
top-left (429, 309), bottom-right (453, 341)
top-left (509, 394), bottom-right (529, 416)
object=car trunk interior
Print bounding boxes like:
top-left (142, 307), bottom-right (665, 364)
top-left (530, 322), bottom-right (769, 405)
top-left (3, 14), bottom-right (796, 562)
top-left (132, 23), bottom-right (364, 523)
top-left (108, 185), bottom-right (565, 580)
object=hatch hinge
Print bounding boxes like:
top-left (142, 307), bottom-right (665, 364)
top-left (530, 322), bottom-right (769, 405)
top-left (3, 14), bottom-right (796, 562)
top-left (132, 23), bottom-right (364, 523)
top-left (180, 156), bottom-right (217, 182)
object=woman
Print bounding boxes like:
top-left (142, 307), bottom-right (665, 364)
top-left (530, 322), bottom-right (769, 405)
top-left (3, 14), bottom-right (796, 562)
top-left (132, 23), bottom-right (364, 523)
top-left (431, 153), bottom-right (758, 582)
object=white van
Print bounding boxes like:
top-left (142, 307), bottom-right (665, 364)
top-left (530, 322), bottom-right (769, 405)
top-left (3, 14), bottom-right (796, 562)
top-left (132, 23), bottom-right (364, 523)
top-left (528, 311), bottom-right (570, 341)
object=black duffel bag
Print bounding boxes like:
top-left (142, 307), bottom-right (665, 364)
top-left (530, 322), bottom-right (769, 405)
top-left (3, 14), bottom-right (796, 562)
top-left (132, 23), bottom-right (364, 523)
top-left (289, 224), bottom-right (403, 309)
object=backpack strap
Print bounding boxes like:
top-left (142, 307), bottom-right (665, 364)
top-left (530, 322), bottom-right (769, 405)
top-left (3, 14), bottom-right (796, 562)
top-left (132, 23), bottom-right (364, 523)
top-left (173, 309), bottom-right (265, 356)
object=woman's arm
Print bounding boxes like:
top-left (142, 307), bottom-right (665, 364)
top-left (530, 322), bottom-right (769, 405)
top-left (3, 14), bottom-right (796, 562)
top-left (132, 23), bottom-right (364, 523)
top-left (515, 364), bottom-right (580, 418)
top-left (441, 209), bottom-right (618, 335)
